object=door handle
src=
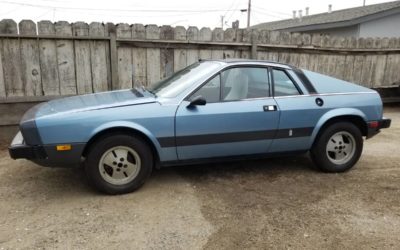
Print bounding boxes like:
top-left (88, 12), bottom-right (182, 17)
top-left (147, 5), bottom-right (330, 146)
top-left (263, 105), bottom-right (277, 111)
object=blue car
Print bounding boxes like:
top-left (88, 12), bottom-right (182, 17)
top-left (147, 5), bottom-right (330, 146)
top-left (9, 60), bottom-right (391, 194)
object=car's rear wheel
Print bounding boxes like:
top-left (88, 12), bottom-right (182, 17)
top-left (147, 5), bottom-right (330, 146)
top-left (85, 134), bottom-right (153, 194)
top-left (310, 122), bottom-right (363, 172)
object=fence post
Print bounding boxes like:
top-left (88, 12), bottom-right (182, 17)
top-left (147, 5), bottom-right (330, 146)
top-left (107, 23), bottom-right (118, 90)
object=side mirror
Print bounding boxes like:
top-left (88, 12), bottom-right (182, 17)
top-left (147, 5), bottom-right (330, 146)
top-left (187, 95), bottom-right (206, 107)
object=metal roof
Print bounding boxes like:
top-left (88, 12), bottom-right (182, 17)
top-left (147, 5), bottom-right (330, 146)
top-left (252, 1), bottom-right (400, 32)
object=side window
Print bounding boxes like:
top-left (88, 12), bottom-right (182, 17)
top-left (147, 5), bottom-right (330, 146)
top-left (272, 69), bottom-right (301, 96)
top-left (190, 74), bottom-right (221, 103)
top-left (221, 67), bottom-right (269, 101)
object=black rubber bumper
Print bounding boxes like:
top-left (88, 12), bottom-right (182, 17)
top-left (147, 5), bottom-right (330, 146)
top-left (8, 131), bottom-right (47, 160)
top-left (9, 131), bottom-right (85, 168)
top-left (9, 144), bottom-right (47, 160)
top-left (367, 118), bottom-right (391, 139)
top-left (379, 118), bottom-right (391, 129)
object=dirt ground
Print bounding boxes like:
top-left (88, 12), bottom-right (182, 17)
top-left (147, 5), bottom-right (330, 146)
top-left (0, 106), bottom-right (399, 250)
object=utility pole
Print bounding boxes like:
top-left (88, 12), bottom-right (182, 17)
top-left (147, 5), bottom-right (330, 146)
top-left (220, 15), bottom-right (224, 29)
top-left (247, 0), bottom-right (251, 28)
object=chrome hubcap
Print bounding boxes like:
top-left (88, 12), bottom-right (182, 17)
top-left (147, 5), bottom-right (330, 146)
top-left (326, 131), bottom-right (356, 165)
top-left (99, 146), bottom-right (141, 185)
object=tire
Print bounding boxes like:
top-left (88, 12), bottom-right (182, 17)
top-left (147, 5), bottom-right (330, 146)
top-left (310, 122), bottom-right (363, 172)
top-left (85, 134), bottom-right (153, 194)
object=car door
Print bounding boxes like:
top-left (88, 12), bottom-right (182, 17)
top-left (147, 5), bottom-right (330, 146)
top-left (175, 66), bottom-right (280, 160)
top-left (269, 67), bottom-right (324, 153)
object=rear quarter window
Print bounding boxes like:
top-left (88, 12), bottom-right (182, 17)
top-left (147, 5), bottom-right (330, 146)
top-left (272, 69), bottom-right (300, 96)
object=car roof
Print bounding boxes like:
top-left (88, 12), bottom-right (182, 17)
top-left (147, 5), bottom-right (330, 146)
top-left (200, 59), bottom-right (293, 69)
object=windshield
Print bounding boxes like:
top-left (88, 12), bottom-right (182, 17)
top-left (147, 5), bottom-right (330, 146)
top-left (148, 61), bottom-right (221, 98)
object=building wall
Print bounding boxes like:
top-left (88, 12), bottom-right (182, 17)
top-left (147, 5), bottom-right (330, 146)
top-left (359, 12), bottom-right (400, 37)
top-left (305, 25), bottom-right (360, 37)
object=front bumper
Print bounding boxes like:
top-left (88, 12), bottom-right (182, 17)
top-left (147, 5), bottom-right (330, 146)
top-left (9, 131), bottom-right (86, 168)
top-left (8, 131), bottom-right (47, 160)
top-left (366, 118), bottom-right (391, 139)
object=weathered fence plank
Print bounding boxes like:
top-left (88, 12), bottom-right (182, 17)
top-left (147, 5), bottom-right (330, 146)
top-left (199, 28), bottom-right (212, 60)
top-left (73, 22), bottom-right (93, 94)
top-left (19, 20), bottom-right (42, 96)
top-left (373, 38), bottom-right (388, 88)
top-left (240, 29), bottom-right (251, 59)
top-left (174, 26), bottom-right (187, 71)
top-left (187, 27), bottom-right (199, 64)
top-left (89, 22), bottom-right (108, 92)
top-left (352, 38), bottom-right (366, 85)
top-left (264, 31), bottom-right (278, 61)
top-left (55, 21), bottom-right (77, 95)
top-left (145, 25), bottom-right (160, 85)
top-left (131, 24), bottom-right (147, 86)
top-left (38, 21), bottom-right (60, 96)
top-left (256, 30), bottom-right (268, 60)
top-left (383, 38), bottom-right (400, 86)
top-left (211, 28), bottom-right (224, 59)
top-left (0, 20), bottom-right (23, 97)
top-left (223, 28), bottom-right (236, 59)
top-left (343, 37), bottom-right (356, 83)
top-left (278, 32), bottom-right (291, 64)
top-left (0, 38), bottom-right (5, 98)
top-left (361, 38), bottom-right (376, 87)
top-left (332, 37), bottom-right (346, 80)
top-left (308, 34), bottom-right (321, 72)
top-left (297, 34), bottom-right (311, 70)
top-left (117, 23), bottom-right (133, 89)
top-left (288, 34), bottom-right (301, 67)
top-left (160, 25), bottom-right (174, 79)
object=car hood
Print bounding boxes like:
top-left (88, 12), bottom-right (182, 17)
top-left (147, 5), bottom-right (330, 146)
top-left (35, 89), bottom-right (156, 118)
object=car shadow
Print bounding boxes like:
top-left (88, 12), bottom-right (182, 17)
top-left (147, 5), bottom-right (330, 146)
top-left (155, 154), bottom-right (316, 182)
top-left (7, 154), bottom-right (316, 197)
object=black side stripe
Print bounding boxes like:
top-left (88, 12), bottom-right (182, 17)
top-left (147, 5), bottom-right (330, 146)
top-left (157, 127), bottom-right (314, 148)
top-left (157, 137), bottom-right (176, 148)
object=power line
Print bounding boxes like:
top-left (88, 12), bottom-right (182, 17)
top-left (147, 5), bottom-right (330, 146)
top-left (219, 0), bottom-right (240, 29)
top-left (35, 8), bottom-right (52, 19)
top-left (252, 11), bottom-right (262, 25)
top-left (251, 10), bottom-right (280, 26)
top-left (0, 6), bottom-right (21, 18)
top-left (223, 0), bottom-right (239, 17)
top-left (0, 0), bottom-right (242, 13)
top-left (225, 0), bottom-right (241, 23)
top-left (53, 8), bottom-right (220, 18)
top-left (252, 9), bottom-right (288, 19)
top-left (252, 5), bottom-right (292, 17)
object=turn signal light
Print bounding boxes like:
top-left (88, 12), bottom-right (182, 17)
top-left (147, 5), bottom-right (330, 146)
top-left (56, 145), bottom-right (72, 151)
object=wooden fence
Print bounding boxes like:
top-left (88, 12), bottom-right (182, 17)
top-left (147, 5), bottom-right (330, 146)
top-left (1, 19), bottom-right (400, 99)
top-left (0, 19), bottom-right (400, 142)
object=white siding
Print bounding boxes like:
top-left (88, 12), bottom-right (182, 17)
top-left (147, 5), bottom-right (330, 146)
top-left (359, 12), bottom-right (400, 38)
top-left (307, 25), bottom-right (359, 37)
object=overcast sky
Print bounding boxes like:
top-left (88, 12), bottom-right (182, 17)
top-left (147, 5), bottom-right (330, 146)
top-left (0, 0), bottom-right (395, 29)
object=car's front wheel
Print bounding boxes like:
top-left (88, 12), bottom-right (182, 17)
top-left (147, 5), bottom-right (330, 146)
top-left (85, 134), bottom-right (153, 194)
top-left (311, 122), bottom-right (363, 172)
